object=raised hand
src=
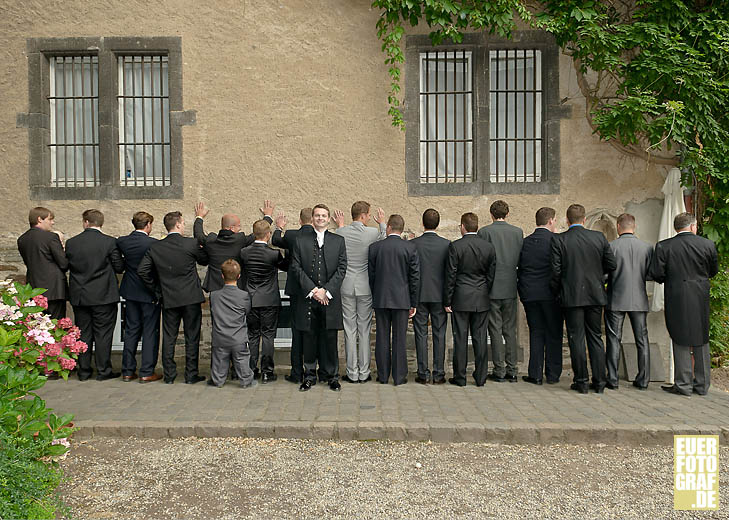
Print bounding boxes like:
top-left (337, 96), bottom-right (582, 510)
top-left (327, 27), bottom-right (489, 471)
top-left (194, 202), bottom-right (209, 218)
top-left (275, 211), bottom-right (287, 230)
top-left (333, 209), bottom-right (346, 228)
top-left (261, 200), bottom-right (275, 217)
top-left (374, 207), bottom-right (386, 224)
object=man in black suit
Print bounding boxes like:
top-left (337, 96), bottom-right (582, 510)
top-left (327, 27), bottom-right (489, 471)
top-left (651, 212), bottom-right (719, 396)
top-left (239, 219), bottom-right (288, 383)
top-left (193, 201), bottom-right (274, 292)
top-left (117, 211), bottom-right (162, 383)
top-left (65, 209), bottom-right (124, 381)
top-left (550, 204), bottom-right (617, 394)
top-left (289, 204), bottom-right (347, 392)
top-left (368, 214), bottom-right (420, 386)
top-left (411, 209), bottom-right (450, 384)
top-left (272, 208), bottom-right (313, 384)
top-left (138, 211), bottom-right (209, 384)
top-left (518, 207), bottom-right (563, 385)
top-left (444, 212), bottom-right (496, 387)
top-left (17, 207), bottom-right (68, 320)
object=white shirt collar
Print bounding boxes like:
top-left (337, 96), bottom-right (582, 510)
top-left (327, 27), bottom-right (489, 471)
top-left (465, 232), bottom-right (477, 235)
top-left (423, 230), bottom-right (437, 234)
top-left (167, 231), bottom-right (181, 235)
top-left (387, 233), bottom-right (401, 238)
top-left (87, 226), bottom-right (102, 231)
top-left (134, 229), bottom-right (149, 235)
top-left (254, 240), bottom-right (267, 244)
top-left (315, 229), bottom-right (326, 247)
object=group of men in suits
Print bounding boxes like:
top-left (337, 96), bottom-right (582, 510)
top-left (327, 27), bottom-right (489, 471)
top-left (16, 199), bottom-right (718, 396)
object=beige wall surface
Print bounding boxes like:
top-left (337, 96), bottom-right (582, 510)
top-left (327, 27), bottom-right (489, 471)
top-left (1, 0), bottom-right (666, 242)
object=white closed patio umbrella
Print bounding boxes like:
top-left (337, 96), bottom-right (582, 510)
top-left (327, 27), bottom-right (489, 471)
top-left (651, 167), bottom-right (685, 383)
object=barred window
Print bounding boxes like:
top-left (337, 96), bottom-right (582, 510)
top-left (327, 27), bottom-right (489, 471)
top-left (419, 51), bottom-right (473, 183)
top-left (49, 56), bottom-right (99, 187)
top-left (118, 55), bottom-right (170, 186)
top-left (490, 49), bottom-right (542, 183)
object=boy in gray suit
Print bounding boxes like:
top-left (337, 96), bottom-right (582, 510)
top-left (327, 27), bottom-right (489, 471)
top-left (208, 259), bottom-right (256, 388)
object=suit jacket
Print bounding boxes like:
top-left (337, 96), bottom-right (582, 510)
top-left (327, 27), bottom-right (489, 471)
top-left (411, 231), bottom-right (450, 303)
top-left (550, 225), bottom-right (617, 307)
top-left (368, 235), bottom-right (420, 310)
top-left (444, 234), bottom-right (496, 312)
top-left (650, 232), bottom-right (718, 345)
top-left (517, 227), bottom-right (555, 303)
top-left (17, 227), bottom-right (68, 301)
top-left (209, 284), bottom-right (252, 347)
top-left (289, 228), bottom-right (347, 330)
top-left (193, 216), bottom-right (272, 292)
top-left (239, 242), bottom-right (287, 307)
top-left (137, 233), bottom-right (209, 309)
top-left (477, 221), bottom-right (523, 299)
top-left (65, 228), bottom-right (124, 306)
top-left (271, 224), bottom-right (313, 297)
top-left (607, 233), bottom-right (654, 312)
top-left (117, 230), bottom-right (158, 303)
top-left (335, 221), bottom-right (386, 296)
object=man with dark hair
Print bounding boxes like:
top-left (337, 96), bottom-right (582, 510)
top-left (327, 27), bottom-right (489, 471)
top-left (239, 219), bottom-right (287, 383)
top-left (518, 207), bottom-right (563, 385)
top-left (333, 201), bottom-right (386, 384)
top-left (17, 207), bottom-right (69, 320)
top-left (605, 213), bottom-right (654, 390)
top-left (651, 212), bottom-right (718, 396)
top-left (551, 203), bottom-right (617, 394)
top-left (65, 209), bottom-right (125, 381)
top-left (368, 214), bottom-right (420, 385)
top-left (272, 207), bottom-right (314, 384)
top-left (117, 211), bottom-right (161, 383)
top-left (411, 209), bottom-right (450, 384)
top-left (290, 204), bottom-right (347, 392)
top-left (209, 259), bottom-right (255, 388)
top-left (193, 200), bottom-right (274, 292)
top-left (478, 200), bottom-right (524, 383)
top-left (138, 211), bottom-right (209, 384)
top-left (445, 212), bottom-right (496, 387)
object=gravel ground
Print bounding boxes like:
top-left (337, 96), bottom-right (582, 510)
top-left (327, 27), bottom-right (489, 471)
top-left (58, 438), bottom-right (728, 519)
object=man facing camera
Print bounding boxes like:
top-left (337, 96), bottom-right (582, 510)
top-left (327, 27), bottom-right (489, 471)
top-left (138, 211), bottom-right (209, 385)
top-left (368, 214), bottom-right (420, 386)
top-left (209, 260), bottom-right (256, 388)
top-left (65, 209), bottom-right (124, 381)
top-left (651, 212), bottom-right (718, 396)
top-left (239, 219), bottom-right (288, 383)
top-left (444, 212), bottom-right (496, 387)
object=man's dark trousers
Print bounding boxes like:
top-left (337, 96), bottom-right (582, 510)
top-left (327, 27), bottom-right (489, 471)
top-left (451, 310), bottom-right (489, 386)
top-left (604, 310), bottom-right (649, 388)
top-left (523, 301), bottom-right (562, 382)
top-left (412, 302), bottom-right (447, 381)
top-left (564, 305), bottom-right (606, 391)
top-left (375, 308), bottom-right (409, 385)
top-left (122, 300), bottom-right (161, 378)
top-left (302, 304), bottom-right (338, 384)
top-left (75, 303), bottom-right (117, 380)
top-left (248, 306), bottom-right (279, 376)
top-left (161, 304), bottom-right (202, 382)
top-left (46, 300), bottom-right (66, 321)
top-left (289, 296), bottom-right (304, 381)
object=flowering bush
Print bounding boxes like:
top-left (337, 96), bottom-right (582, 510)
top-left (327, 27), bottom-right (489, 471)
top-left (0, 280), bottom-right (86, 378)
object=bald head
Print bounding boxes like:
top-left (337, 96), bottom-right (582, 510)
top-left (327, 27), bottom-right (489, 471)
top-left (221, 214), bottom-right (241, 232)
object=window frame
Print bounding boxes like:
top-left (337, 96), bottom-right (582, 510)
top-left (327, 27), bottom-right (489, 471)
top-left (404, 31), bottom-right (568, 196)
top-left (25, 37), bottom-right (187, 200)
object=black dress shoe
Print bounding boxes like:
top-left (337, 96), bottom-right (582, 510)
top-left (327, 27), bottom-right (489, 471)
top-left (207, 379), bottom-right (221, 388)
top-left (285, 374), bottom-right (302, 384)
top-left (448, 377), bottom-right (466, 387)
top-left (185, 375), bottom-right (205, 385)
top-left (432, 378), bottom-right (446, 385)
top-left (632, 381), bottom-right (648, 391)
top-left (299, 380), bottom-right (313, 392)
top-left (329, 380), bottom-right (341, 391)
top-left (487, 373), bottom-right (506, 383)
top-left (78, 374), bottom-right (92, 382)
top-left (96, 372), bottom-right (121, 381)
top-left (662, 384), bottom-right (690, 396)
top-left (505, 374), bottom-right (518, 383)
top-left (261, 373), bottom-right (277, 384)
top-left (570, 383), bottom-right (589, 394)
top-left (414, 376), bottom-right (428, 385)
top-left (588, 383), bottom-right (605, 394)
top-left (522, 376), bottom-right (543, 385)
top-left (395, 379), bottom-right (407, 386)
top-left (546, 378), bottom-right (560, 384)
top-left (376, 377), bottom-right (387, 384)
top-left (342, 375), bottom-right (359, 384)
top-left (253, 370), bottom-right (261, 380)
top-left (606, 382), bottom-right (619, 390)
top-left (359, 375), bottom-right (372, 383)
top-left (692, 388), bottom-right (708, 396)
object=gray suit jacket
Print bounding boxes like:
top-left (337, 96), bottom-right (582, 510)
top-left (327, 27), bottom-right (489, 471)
top-left (209, 284), bottom-right (252, 347)
top-left (335, 221), bottom-right (386, 296)
top-left (607, 233), bottom-right (653, 312)
top-left (477, 221), bottom-right (523, 299)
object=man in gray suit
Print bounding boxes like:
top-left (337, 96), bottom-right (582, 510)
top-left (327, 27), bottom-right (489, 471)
top-left (478, 200), bottom-right (524, 382)
top-left (605, 213), bottom-right (654, 390)
top-left (333, 201), bottom-right (386, 383)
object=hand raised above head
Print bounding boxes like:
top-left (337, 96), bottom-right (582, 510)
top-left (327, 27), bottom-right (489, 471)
top-left (333, 209), bottom-right (345, 228)
top-left (275, 211), bottom-right (287, 229)
top-left (261, 200), bottom-right (275, 217)
top-left (194, 202), bottom-right (209, 218)
top-left (374, 207), bottom-right (385, 224)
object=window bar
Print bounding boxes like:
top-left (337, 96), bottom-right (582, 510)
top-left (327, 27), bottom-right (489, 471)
top-left (159, 55), bottom-right (166, 185)
top-left (131, 57), bottom-right (137, 187)
top-left (495, 50), bottom-right (500, 181)
top-left (533, 50), bottom-right (537, 182)
top-left (150, 57), bottom-right (157, 187)
top-left (425, 53), bottom-right (429, 183)
top-left (53, 59), bottom-right (61, 187)
top-left (81, 57), bottom-right (87, 186)
top-left (462, 50), bottom-right (466, 183)
top-left (523, 50), bottom-right (527, 182)
top-left (435, 52), bottom-right (439, 182)
top-left (445, 53), bottom-right (449, 182)
top-left (141, 57), bottom-right (147, 187)
top-left (91, 58), bottom-right (98, 185)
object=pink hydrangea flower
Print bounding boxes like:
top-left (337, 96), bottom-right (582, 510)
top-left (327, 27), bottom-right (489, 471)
top-left (57, 317), bottom-right (73, 329)
top-left (70, 340), bottom-right (88, 354)
top-left (44, 343), bottom-right (62, 357)
top-left (32, 295), bottom-right (48, 309)
top-left (59, 357), bottom-right (76, 370)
